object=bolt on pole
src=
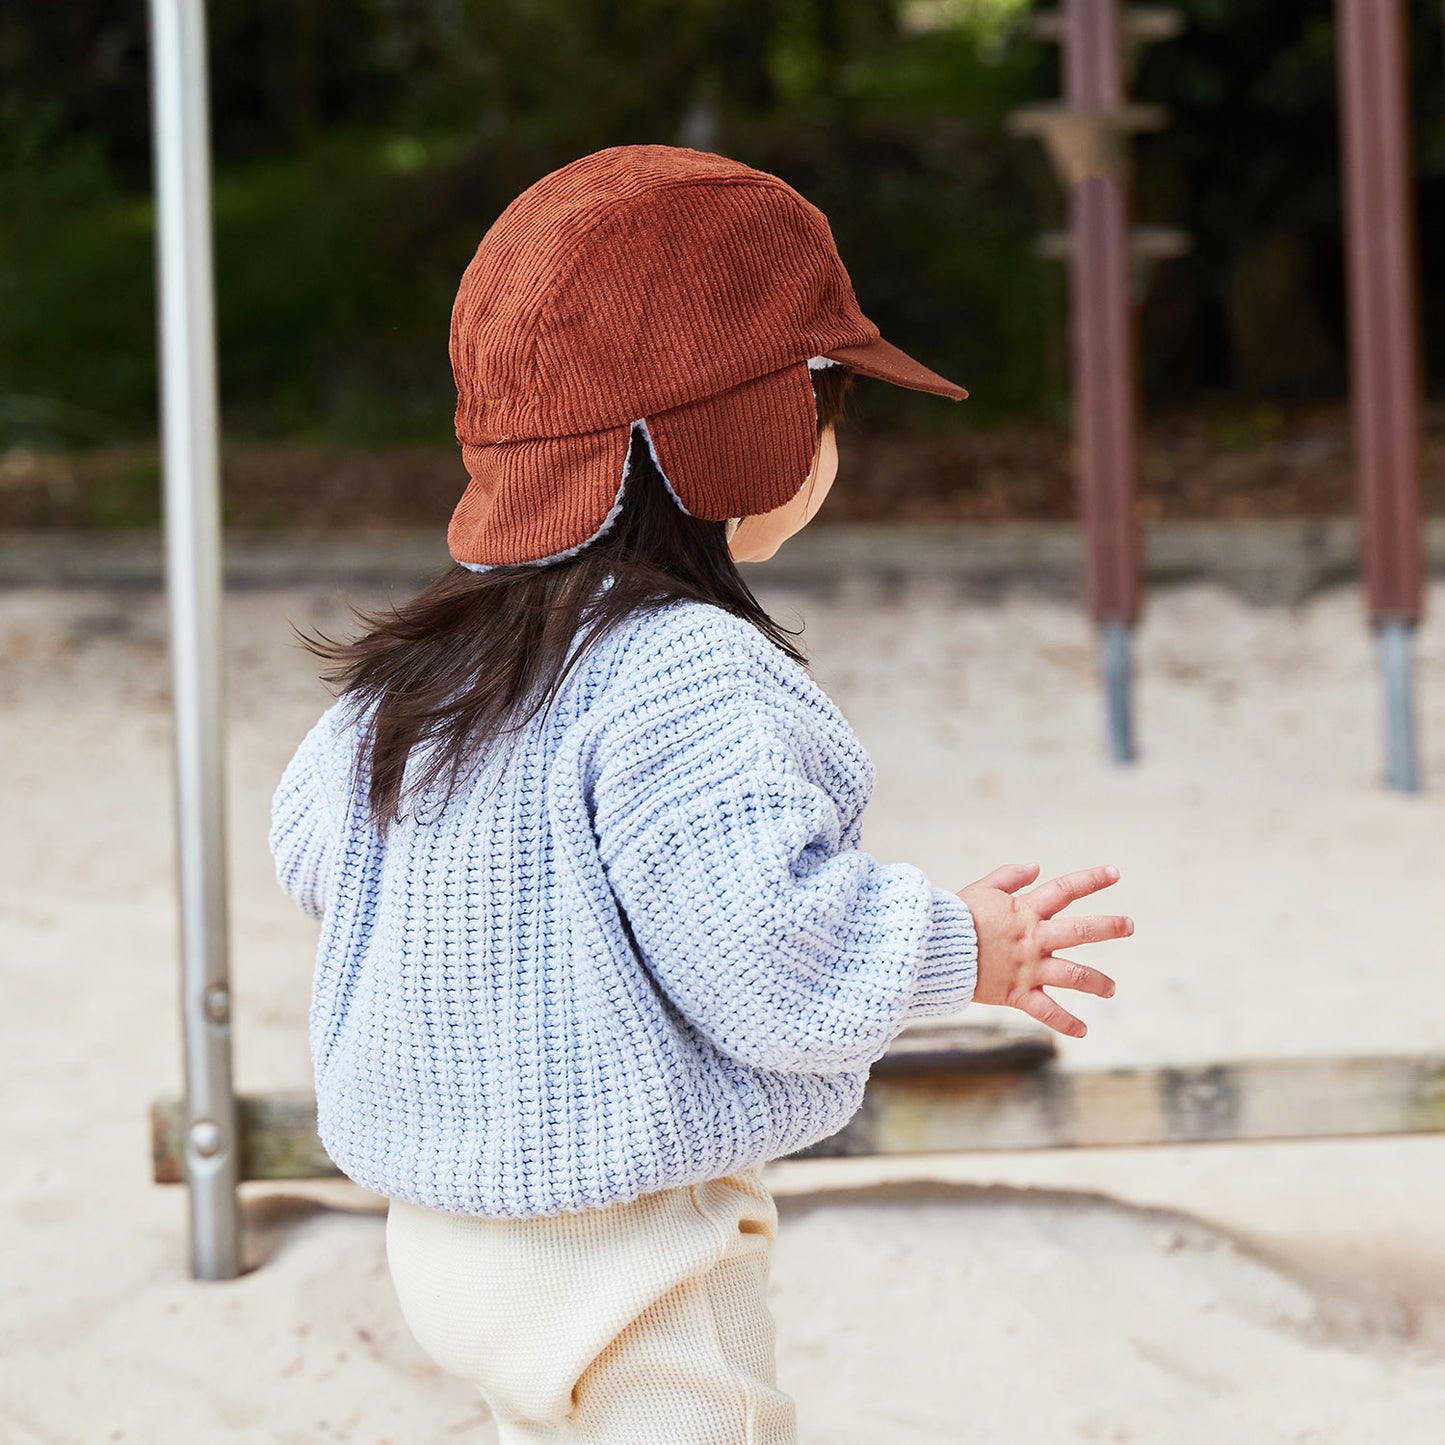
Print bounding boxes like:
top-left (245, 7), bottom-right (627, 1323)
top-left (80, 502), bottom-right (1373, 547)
top-left (146, 0), bottom-right (242, 1279)
top-left (1334, 0), bottom-right (1427, 793)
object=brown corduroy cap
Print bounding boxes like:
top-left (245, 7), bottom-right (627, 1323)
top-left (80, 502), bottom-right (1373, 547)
top-left (447, 144), bottom-right (968, 569)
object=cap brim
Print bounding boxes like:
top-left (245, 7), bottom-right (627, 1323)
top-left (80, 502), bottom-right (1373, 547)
top-left (822, 336), bottom-right (968, 400)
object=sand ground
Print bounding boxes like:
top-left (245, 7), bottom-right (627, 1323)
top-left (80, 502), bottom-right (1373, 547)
top-left (3, 570), bottom-right (1444, 1444)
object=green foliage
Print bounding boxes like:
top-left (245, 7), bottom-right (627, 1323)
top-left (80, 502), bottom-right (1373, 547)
top-left (208, 129), bottom-right (459, 444)
top-left (8, 0), bottom-right (1443, 455)
top-left (0, 117), bottom-right (467, 450)
top-left (0, 103), bottom-right (156, 448)
top-left (742, 11), bottom-right (1060, 427)
top-left (1, 0), bottom-right (1061, 450)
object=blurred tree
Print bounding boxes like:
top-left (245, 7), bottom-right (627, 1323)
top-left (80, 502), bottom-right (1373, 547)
top-left (2, 0), bottom-right (1441, 453)
top-left (0, 0), bottom-right (1052, 446)
top-left (1132, 0), bottom-right (1445, 399)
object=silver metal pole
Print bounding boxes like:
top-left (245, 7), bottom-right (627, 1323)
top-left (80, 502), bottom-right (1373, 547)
top-left (1376, 619), bottom-right (1421, 792)
top-left (146, 0), bottom-right (241, 1280)
top-left (1099, 617), bottom-right (1135, 763)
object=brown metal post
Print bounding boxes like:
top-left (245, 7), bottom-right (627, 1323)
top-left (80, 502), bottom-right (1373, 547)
top-left (1335, 0), bottom-right (1425, 791)
top-left (1065, 0), bottom-right (1145, 762)
top-left (1008, 5), bottom-right (1181, 763)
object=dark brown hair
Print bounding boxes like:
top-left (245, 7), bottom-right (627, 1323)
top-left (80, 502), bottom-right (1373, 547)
top-left (301, 364), bottom-right (855, 832)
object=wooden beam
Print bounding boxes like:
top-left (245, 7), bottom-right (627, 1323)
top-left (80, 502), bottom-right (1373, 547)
top-left (152, 1091), bottom-right (333, 1184)
top-left (1030, 6), bottom-right (1184, 45)
top-left (151, 1052), bottom-right (1445, 1183)
top-left (1033, 226), bottom-right (1191, 263)
top-left (803, 1052), bottom-right (1445, 1158)
top-left (1006, 103), bottom-right (1168, 186)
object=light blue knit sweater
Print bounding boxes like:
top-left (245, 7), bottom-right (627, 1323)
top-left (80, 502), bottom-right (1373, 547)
top-left (270, 594), bottom-right (979, 1217)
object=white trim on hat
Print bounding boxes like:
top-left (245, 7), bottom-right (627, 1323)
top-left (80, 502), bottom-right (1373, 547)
top-left (630, 416), bottom-right (691, 514)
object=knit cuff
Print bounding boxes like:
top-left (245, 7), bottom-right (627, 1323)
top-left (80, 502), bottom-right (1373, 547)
top-left (906, 885), bottom-right (980, 1018)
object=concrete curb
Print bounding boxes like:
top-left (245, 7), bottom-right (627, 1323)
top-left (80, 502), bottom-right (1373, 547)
top-left (3, 518), bottom-right (1443, 605)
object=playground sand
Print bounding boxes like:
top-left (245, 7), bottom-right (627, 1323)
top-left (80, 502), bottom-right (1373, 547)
top-left (3, 572), bottom-right (1445, 1443)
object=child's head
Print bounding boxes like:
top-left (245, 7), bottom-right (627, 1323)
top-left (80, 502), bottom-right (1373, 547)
top-left (445, 145), bottom-right (964, 574)
top-left (305, 146), bottom-right (961, 830)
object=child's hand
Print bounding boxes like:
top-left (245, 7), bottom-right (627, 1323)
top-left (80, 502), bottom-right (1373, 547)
top-left (957, 863), bottom-right (1131, 1039)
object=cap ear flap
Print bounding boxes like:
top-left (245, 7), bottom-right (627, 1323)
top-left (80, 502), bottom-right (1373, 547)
top-left (448, 425), bottom-right (633, 567)
top-left (643, 363), bottom-right (819, 521)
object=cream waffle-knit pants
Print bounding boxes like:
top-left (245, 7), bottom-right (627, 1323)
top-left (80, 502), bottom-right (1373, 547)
top-left (384, 1167), bottom-right (798, 1444)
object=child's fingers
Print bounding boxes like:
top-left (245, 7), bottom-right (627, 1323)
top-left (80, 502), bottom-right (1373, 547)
top-left (967, 862), bottom-right (1041, 893)
top-left (1036, 955), bottom-right (1116, 999)
top-left (1037, 913), bottom-right (1134, 952)
top-left (1009, 987), bottom-right (1088, 1038)
top-left (1022, 865), bottom-right (1120, 920)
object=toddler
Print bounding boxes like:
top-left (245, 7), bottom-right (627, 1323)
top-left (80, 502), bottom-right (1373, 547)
top-left (270, 144), bottom-right (1131, 1445)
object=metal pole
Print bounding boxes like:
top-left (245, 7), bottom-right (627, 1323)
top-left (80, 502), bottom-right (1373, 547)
top-left (1100, 617), bottom-right (1135, 762)
top-left (1065, 0), bottom-right (1144, 763)
top-left (1335, 0), bottom-right (1426, 793)
top-left (146, 0), bottom-right (242, 1278)
top-left (1377, 620), bottom-right (1419, 793)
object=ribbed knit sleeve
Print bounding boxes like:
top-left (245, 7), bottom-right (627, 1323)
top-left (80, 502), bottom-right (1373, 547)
top-left (269, 707), bottom-right (341, 922)
top-left (592, 612), bottom-right (978, 1076)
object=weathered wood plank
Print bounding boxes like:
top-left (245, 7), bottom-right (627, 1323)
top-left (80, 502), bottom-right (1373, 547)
top-left (151, 1052), bottom-right (1445, 1183)
top-left (152, 1091), bottom-right (332, 1184)
top-left (1029, 7), bottom-right (1185, 45)
top-left (799, 1052), bottom-right (1445, 1158)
